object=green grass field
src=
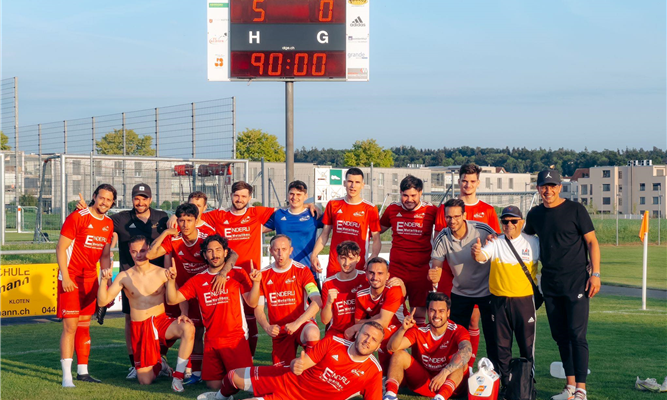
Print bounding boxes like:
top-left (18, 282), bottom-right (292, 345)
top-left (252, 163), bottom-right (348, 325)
top-left (1, 294), bottom-right (665, 400)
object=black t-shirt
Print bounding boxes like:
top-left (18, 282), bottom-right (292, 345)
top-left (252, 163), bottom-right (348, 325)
top-left (110, 208), bottom-right (169, 271)
top-left (524, 199), bottom-right (595, 297)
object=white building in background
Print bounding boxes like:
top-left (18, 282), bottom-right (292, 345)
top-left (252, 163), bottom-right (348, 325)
top-left (428, 165), bottom-right (533, 195)
top-left (573, 161), bottom-right (666, 217)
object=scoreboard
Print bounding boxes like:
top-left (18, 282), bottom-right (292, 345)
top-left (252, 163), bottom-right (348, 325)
top-left (207, 0), bottom-right (370, 81)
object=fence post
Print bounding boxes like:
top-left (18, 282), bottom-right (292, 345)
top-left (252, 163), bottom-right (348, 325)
top-left (232, 97), bottom-right (236, 159)
top-left (60, 154), bottom-right (67, 227)
top-left (155, 107), bottom-right (160, 208)
top-left (91, 117), bottom-right (96, 194)
top-left (1, 154), bottom-right (5, 245)
top-left (13, 77), bottom-right (20, 232)
top-left (261, 157), bottom-right (266, 206)
top-left (122, 112), bottom-right (127, 208)
top-left (370, 162), bottom-right (374, 203)
top-left (38, 123), bottom-right (42, 220)
top-left (192, 102), bottom-right (196, 191)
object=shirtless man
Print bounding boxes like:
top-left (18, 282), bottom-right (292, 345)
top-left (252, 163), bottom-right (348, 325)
top-left (97, 235), bottom-right (195, 392)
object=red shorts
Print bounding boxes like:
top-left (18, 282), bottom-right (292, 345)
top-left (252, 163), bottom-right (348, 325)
top-left (404, 356), bottom-right (468, 398)
top-left (391, 266), bottom-right (432, 308)
top-left (271, 320), bottom-right (317, 366)
top-left (250, 365), bottom-right (301, 400)
top-left (202, 337), bottom-right (253, 381)
top-left (57, 276), bottom-right (98, 319)
top-left (131, 313), bottom-right (176, 369)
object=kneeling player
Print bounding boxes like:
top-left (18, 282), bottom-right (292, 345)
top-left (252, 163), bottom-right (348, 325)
top-left (214, 321), bottom-right (384, 400)
top-left (166, 235), bottom-right (261, 400)
top-left (383, 292), bottom-right (472, 400)
top-left (97, 235), bottom-right (195, 392)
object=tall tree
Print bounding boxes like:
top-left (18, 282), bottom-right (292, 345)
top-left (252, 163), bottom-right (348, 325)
top-left (236, 128), bottom-right (285, 162)
top-left (0, 131), bottom-right (10, 150)
top-left (96, 129), bottom-right (155, 156)
top-left (343, 139), bottom-right (394, 167)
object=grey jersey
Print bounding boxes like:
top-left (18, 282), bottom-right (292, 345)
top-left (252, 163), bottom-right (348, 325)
top-left (431, 220), bottom-right (496, 297)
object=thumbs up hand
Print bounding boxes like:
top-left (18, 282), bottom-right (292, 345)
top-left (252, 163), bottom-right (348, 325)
top-left (471, 237), bottom-right (483, 260)
top-left (291, 350), bottom-right (309, 375)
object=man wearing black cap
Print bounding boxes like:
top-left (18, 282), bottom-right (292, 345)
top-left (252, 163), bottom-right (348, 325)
top-left (110, 183), bottom-right (169, 379)
top-left (522, 170), bottom-right (601, 400)
top-left (472, 205), bottom-right (540, 392)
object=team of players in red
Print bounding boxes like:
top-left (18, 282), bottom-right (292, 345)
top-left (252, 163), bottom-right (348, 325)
top-left (57, 166), bottom-right (500, 400)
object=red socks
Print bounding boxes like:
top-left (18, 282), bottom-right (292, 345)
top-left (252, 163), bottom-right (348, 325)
top-left (385, 378), bottom-right (399, 395)
top-left (220, 370), bottom-right (240, 396)
top-left (190, 352), bottom-right (203, 373)
top-left (468, 328), bottom-right (480, 368)
top-left (438, 379), bottom-right (457, 399)
top-left (75, 320), bottom-right (91, 365)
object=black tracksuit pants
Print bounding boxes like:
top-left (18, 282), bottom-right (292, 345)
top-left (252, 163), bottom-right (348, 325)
top-left (491, 295), bottom-right (537, 386)
top-left (544, 292), bottom-right (590, 383)
top-left (449, 292), bottom-right (499, 371)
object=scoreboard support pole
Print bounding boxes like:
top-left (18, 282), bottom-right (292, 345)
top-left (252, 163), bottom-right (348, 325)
top-left (285, 81), bottom-right (295, 204)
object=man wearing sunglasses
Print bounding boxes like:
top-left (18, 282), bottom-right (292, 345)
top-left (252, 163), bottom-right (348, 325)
top-left (472, 206), bottom-right (540, 394)
top-left (523, 169), bottom-right (601, 400)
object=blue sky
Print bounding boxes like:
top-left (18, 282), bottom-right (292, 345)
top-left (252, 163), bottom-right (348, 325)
top-left (2, 0), bottom-right (665, 152)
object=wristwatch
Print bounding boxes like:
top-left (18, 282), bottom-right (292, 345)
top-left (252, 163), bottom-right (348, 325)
top-left (591, 272), bottom-right (601, 278)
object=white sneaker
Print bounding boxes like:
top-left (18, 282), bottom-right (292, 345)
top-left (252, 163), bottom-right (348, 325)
top-left (551, 386), bottom-right (575, 400)
top-left (126, 367), bottom-right (137, 380)
top-left (574, 390), bottom-right (587, 400)
top-left (196, 393), bottom-right (233, 400)
top-left (661, 377), bottom-right (667, 393)
top-left (159, 356), bottom-right (172, 377)
top-left (636, 377), bottom-right (661, 392)
top-left (172, 377), bottom-right (184, 392)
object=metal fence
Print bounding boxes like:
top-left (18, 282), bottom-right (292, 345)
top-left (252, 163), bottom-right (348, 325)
top-left (1, 76), bottom-right (237, 237)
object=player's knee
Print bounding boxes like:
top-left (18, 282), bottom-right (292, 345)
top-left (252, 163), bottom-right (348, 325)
top-left (304, 325), bottom-right (320, 341)
top-left (182, 322), bottom-right (195, 339)
top-left (391, 349), bottom-right (411, 367)
top-left (136, 373), bottom-right (155, 385)
top-left (62, 319), bottom-right (78, 335)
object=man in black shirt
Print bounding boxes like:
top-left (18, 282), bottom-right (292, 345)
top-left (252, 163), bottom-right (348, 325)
top-left (110, 183), bottom-right (169, 379)
top-left (524, 170), bottom-right (601, 400)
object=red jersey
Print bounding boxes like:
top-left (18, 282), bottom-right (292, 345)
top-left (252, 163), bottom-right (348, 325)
top-left (322, 198), bottom-right (381, 276)
top-left (289, 335), bottom-right (382, 399)
top-left (435, 199), bottom-right (500, 233)
top-left (60, 208), bottom-right (114, 279)
top-left (178, 267), bottom-right (253, 343)
top-left (321, 271), bottom-right (368, 337)
top-left (161, 230), bottom-right (209, 287)
top-left (202, 207), bottom-right (274, 272)
top-left (404, 321), bottom-right (471, 373)
top-left (354, 285), bottom-right (407, 336)
top-left (260, 260), bottom-right (320, 326)
top-left (380, 202), bottom-right (437, 274)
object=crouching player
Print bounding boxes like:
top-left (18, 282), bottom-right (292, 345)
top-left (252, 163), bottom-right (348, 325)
top-left (167, 235), bottom-right (261, 400)
top-left (383, 292), bottom-right (472, 400)
top-left (215, 321), bottom-right (384, 400)
top-left (97, 235), bottom-right (195, 392)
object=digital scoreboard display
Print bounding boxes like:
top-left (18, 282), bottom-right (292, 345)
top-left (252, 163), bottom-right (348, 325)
top-left (207, 0), bottom-right (370, 81)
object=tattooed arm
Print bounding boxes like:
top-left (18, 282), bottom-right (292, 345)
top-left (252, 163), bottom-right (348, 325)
top-left (429, 340), bottom-right (472, 393)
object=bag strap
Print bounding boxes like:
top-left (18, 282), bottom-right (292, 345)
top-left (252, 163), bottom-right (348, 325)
top-left (504, 235), bottom-right (539, 293)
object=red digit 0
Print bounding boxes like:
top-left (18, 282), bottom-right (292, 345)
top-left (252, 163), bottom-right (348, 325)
top-left (268, 53), bottom-right (283, 76)
top-left (253, 0), bottom-right (265, 22)
top-left (312, 53), bottom-right (326, 76)
top-left (319, 0), bottom-right (333, 22)
top-left (251, 53), bottom-right (265, 75)
top-left (294, 53), bottom-right (308, 76)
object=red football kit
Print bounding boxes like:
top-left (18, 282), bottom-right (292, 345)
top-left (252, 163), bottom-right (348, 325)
top-left (161, 230), bottom-right (209, 323)
top-left (202, 207), bottom-right (274, 272)
top-left (249, 335), bottom-right (383, 400)
top-left (322, 198), bottom-right (381, 276)
top-left (321, 271), bottom-right (368, 338)
top-left (260, 260), bottom-right (321, 365)
top-left (178, 267), bottom-right (254, 382)
top-left (57, 208), bottom-right (114, 318)
top-left (380, 201), bottom-right (437, 307)
top-left (435, 199), bottom-right (500, 233)
top-left (400, 321), bottom-right (471, 397)
top-left (355, 284), bottom-right (408, 369)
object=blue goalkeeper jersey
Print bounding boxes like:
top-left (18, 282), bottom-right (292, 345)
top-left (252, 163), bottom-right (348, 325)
top-left (265, 208), bottom-right (323, 270)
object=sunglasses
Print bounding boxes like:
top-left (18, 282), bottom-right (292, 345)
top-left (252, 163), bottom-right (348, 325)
top-left (501, 219), bottom-right (521, 225)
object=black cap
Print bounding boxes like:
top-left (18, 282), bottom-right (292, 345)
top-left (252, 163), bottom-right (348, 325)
top-left (537, 169), bottom-right (561, 186)
top-left (132, 183), bottom-right (152, 198)
top-left (501, 205), bottom-right (523, 219)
